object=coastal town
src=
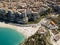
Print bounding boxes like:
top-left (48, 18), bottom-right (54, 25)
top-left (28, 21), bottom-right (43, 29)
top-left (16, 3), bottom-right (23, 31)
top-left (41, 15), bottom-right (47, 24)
top-left (0, 0), bottom-right (60, 45)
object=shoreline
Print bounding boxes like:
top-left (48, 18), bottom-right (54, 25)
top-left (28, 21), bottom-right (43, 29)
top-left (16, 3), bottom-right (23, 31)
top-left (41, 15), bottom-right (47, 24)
top-left (0, 22), bottom-right (40, 38)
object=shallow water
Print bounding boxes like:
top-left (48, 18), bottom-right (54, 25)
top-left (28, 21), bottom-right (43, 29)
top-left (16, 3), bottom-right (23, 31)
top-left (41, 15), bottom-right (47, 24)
top-left (0, 27), bottom-right (25, 45)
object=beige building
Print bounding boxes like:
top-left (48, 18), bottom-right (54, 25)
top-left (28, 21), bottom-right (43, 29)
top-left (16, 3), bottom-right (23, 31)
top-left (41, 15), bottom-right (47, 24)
top-left (56, 0), bottom-right (60, 5)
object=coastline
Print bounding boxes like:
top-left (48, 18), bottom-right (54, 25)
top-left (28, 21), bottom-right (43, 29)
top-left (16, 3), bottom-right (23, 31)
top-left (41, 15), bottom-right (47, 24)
top-left (0, 22), bottom-right (40, 38)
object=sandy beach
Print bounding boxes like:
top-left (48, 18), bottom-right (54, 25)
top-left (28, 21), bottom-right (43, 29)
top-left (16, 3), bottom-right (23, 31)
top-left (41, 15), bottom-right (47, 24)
top-left (0, 22), bottom-right (40, 38)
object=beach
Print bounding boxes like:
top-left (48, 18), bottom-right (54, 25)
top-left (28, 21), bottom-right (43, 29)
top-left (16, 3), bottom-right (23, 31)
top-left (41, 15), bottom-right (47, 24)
top-left (0, 22), bottom-right (40, 38)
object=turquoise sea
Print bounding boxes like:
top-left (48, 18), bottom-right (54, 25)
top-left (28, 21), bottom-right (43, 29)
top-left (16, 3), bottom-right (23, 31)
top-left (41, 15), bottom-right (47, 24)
top-left (0, 27), bottom-right (25, 45)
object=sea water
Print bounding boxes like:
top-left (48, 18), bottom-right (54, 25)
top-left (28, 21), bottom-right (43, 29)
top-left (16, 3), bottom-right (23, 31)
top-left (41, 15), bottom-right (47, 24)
top-left (0, 27), bottom-right (25, 45)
